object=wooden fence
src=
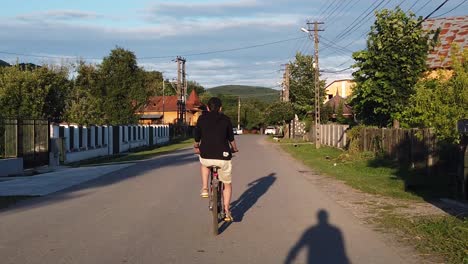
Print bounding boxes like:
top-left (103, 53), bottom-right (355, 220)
top-left (314, 124), bottom-right (349, 149)
top-left (313, 124), bottom-right (461, 194)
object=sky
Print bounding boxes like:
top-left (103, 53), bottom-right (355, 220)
top-left (1, 0), bottom-right (466, 89)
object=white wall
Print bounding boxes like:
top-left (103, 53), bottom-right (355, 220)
top-left (52, 124), bottom-right (170, 164)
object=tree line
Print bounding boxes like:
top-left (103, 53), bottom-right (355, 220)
top-left (265, 7), bottom-right (466, 144)
top-left (0, 47), bottom-right (205, 126)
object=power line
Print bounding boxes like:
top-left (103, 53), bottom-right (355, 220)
top-left (407, 0), bottom-right (423, 12)
top-left (0, 35), bottom-right (307, 61)
top-left (336, 0), bottom-right (388, 41)
top-left (324, 0), bottom-right (364, 30)
top-left (433, 0), bottom-right (467, 18)
top-left (415, 0), bottom-right (435, 14)
top-left (318, 0), bottom-right (341, 21)
top-left (321, 67), bottom-right (353, 73)
top-left (416, 0), bottom-right (450, 26)
top-left (138, 36), bottom-right (307, 59)
top-left (322, 0), bottom-right (348, 22)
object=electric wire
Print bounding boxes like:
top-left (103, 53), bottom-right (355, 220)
top-left (433, 0), bottom-right (467, 18)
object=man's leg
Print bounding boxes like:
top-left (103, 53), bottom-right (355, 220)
top-left (201, 165), bottom-right (210, 190)
top-left (223, 183), bottom-right (232, 212)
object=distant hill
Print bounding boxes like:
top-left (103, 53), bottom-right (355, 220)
top-left (207, 85), bottom-right (280, 102)
top-left (0, 60), bottom-right (41, 70)
top-left (0, 59), bottom-right (10, 67)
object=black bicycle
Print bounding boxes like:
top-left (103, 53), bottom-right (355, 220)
top-left (208, 165), bottom-right (224, 235)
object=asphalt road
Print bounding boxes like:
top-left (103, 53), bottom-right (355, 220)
top-left (0, 135), bottom-right (415, 264)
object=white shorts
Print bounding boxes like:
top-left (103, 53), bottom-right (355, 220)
top-left (199, 157), bottom-right (232, 184)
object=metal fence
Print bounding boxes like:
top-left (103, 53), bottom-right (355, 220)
top-left (0, 118), bottom-right (50, 168)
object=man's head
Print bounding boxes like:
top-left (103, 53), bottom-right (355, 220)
top-left (207, 97), bottom-right (222, 112)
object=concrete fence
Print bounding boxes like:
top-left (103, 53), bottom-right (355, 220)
top-left (50, 124), bottom-right (170, 164)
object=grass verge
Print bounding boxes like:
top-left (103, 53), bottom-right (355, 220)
top-left (68, 138), bottom-right (193, 167)
top-left (377, 213), bottom-right (468, 264)
top-left (277, 141), bottom-right (468, 263)
top-left (280, 142), bottom-right (421, 200)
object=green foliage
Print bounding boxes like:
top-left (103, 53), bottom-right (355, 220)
top-left (187, 80), bottom-right (205, 96)
top-left (143, 70), bottom-right (163, 97)
top-left (264, 101), bottom-right (294, 125)
top-left (65, 62), bottom-right (105, 125)
top-left (200, 92), bottom-right (269, 129)
top-left (66, 47), bottom-right (152, 125)
top-left (401, 47), bottom-right (468, 143)
top-left (320, 104), bottom-right (332, 123)
top-left (0, 65), bottom-right (71, 120)
top-left (208, 85), bottom-right (279, 103)
top-left (99, 47), bottom-right (147, 125)
top-left (241, 99), bottom-right (268, 129)
top-left (351, 7), bottom-right (438, 127)
top-left (289, 52), bottom-right (326, 118)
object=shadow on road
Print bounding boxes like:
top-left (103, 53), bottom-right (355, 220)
top-left (231, 173), bottom-right (277, 222)
top-left (0, 149), bottom-right (198, 213)
top-left (285, 209), bottom-right (350, 264)
top-left (219, 173), bottom-right (276, 234)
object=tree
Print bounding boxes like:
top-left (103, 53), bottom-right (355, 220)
top-left (289, 52), bottom-right (325, 118)
top-left (264, 101), bottom-right (294, 125)
top-left (0, 65), bottom-right (71, 120)
top-left (401, 46), bottom-right (468, 143)
top-left (187, 80), bottom-right (205, 96)
top-left (350, 7), bottom-right (438, 127)
top-left (99, 47), bottom-right (147, 125)
top-left (240, 99), bottom-right (268, 129)
top-left (66, 62), bottom-right (105, 125)
top-left (143, 70), bottom-right (163, 97)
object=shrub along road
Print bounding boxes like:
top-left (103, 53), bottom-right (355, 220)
top-left (0, 135), bottom-right (423, 263)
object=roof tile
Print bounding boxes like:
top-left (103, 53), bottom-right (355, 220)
top-left (423, 16), bottom-right (468, 69)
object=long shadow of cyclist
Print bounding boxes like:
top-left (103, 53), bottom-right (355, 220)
top-left (219, 173), bottom-right (276, 233)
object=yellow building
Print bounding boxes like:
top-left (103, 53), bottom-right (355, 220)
top-left (137, 90), bottom-right (204, 126)
top-left (324, 79), bottom-right (355, 103)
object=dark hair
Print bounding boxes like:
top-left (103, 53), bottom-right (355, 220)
top-left (207, 97), bottom-right (222, 112)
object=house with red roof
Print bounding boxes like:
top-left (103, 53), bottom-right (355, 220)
top-left (137, 90), bottom-right (204, 125)
top-left (422, 15), bottom-right (467, 77)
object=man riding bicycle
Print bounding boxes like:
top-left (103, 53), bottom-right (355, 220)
top-left (194, 97), bottom-right (239, 222)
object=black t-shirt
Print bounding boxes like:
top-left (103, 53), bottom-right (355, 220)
top-left (194, 111), bottom-right (235, 160)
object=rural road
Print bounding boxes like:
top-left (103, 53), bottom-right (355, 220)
top-left (0, 135), bottom-right (415, 264)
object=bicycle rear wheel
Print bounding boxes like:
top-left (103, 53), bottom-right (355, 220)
top-left (212, 180), bottom-right (219, 235)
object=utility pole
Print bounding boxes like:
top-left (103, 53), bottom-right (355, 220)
top-left (162, 79), bottom-right (165, 124)
top-left (305, 21), bottom-right (323, 149)
top-left (175, 56), bottom-right (186, 125)
top-left (237, 96), bottom-right (241, 130)
top-left (284, 64), bottom-right (290, 102)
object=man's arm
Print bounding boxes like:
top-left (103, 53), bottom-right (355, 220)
top-left (194, 119), bottom-right (202, 153)
top-left (227, 119), bottom-right (239, 152)
top-left (230, 140), bottom-right (239, 153)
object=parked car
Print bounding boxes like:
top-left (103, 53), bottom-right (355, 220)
top-left (264, 126), bottom-right (276, 135)
top-left (233, 127), bottom-right (243, 135)
top-left (236, 128), bottom-right (243, 135)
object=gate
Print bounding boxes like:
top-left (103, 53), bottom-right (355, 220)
top-left (149, 126), bottom-right (154, 145)
top-left (112, 126), bottom-right (120, 154)
top-left (0, 118), bottom-right (50, 168)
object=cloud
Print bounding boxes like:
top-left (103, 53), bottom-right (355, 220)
top-left (145, 0), bottom-right (320, 22)
top-left (16, 10), bottom-right (103, 22)
top-left (148, 0), bottom-right (260, 18)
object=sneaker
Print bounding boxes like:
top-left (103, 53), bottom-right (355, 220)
top-left (200, 188), bottom-right (208, 198)
top-left (224, 211), bottom-right (234, 222)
